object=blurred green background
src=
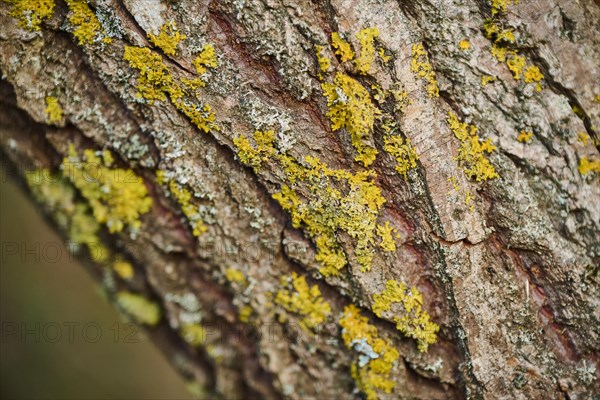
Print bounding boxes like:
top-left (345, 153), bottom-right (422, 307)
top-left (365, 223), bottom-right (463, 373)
top-left (1, 171), bottom-right (191, 399)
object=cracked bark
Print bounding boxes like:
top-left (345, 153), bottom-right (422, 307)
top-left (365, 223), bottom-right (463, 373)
top-left (1, 0), bottom-right (599, 399)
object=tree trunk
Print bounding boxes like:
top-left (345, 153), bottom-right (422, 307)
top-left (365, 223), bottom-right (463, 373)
top-left (1, 0), bottom-right (598, 399)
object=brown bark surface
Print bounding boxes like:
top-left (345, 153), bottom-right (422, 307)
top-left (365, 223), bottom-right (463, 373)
top-left (1, 0), bottom-right (599, 399)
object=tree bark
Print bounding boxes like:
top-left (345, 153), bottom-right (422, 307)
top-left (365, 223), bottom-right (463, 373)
top-left (1, 0), bottom-right (599, 399)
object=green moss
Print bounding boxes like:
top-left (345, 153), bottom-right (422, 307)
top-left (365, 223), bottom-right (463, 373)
top-left (372, 280), bottom-right (439, 352)
top-left (274, 156), bottom-right (387, 274)
top-left (61, 144), bottom-right (153, 233)
top-left (275, 272), bottom-right (331, 331)
top-left (3, 0), bottom-right (54, 31)
top-left (116, 291), bottom-right (161, 326)
top-left (321, 72), bottom-right (380, 167)
top-left (339, 304), bottom-right (399, 400)
top-left (65, 0), bottom-right (111, 45)
top-left (148, 21), bottom-right (186, 56)
top-left (447, 112), bottom-right (498, 182)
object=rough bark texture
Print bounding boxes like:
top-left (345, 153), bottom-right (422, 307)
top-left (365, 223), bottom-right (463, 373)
top-left (1, 0), bottom-right (599, 399)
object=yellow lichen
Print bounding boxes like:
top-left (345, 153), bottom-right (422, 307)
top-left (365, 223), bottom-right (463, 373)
top-left (238, 305), bottom-right (253, 323)
top-left (315, 44), bottom-right (331, 72)
top-left (464, 190), bottom-right (475, 211)
top-left (321, 72), bottom-right (380, 167)
top-left (578, 157), bottom-right (600, 175)
top-left (354, 27), bottom-right (380, 75)
top-left (234, 131), bottom-right (389, 275)
top-left (383, 135), bottom-right (419, 180)
top-left (65, 0), bottom-right (111, 45)
top-left (484, 20), bottom-right (542, 87)
top-left (233, 130), bottom-right (276, 171)
top-left (339, 304), bottom-right (399, 400)
top-left (491, 0), bottom-right (518, 15)
top-left (459, 39), bottom-right (471, 50)
top-left (167, 180), bottom-right (208, 237)
top-left (45, 96), bottom-right (63, 124)
top-left (116, 291), bottom-right (161, 326)
top-left (378, 47), bottom-right (391, 64)
top-left (517, 130), bottom-right (533, 143)
top-left (61, 144), bottom-right (153, 233)
top-left (148, 21), bottom-right (186, 57)
top-left (225, 268), bottom-right (246, 285)
top-left (123, 46), bottom-right (175, 103)
top-left (506, 53), bottom-right (526, 80)
top-left (113, 258), bottom-right (134, 280)
top-left (447, 112), bottom-right (498, 182)
top-left (4, 0), bottom-right (54, 31)
top-left (275, 272), bottom-right (331, 331)
top-left (193, 44), bottom-right (217, 75)
top-left (124, 45), bottom-right (218, 132)
top-left (578, 132), bottom-right (591, 146)
top-left (331, 32), bottom-right (355, 62)
top-left (411, 43), bottom-right (439, 97)
top-left (372, 280), bottom-right (439, 352)
top-left (24, 169), bottom-right (110, 262)
top-left (377, 222), bottom-right (397, 252)
top-left (481, 75), bottom-right (496, 86)
top-left (490, 44), bottom-right (508, 62)
top-left (524, 65), bottom-right (544, 91)
top-left (181, 324), bottom-right (205, 347)
top-left (273, 156), bottom-right (387, 275)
